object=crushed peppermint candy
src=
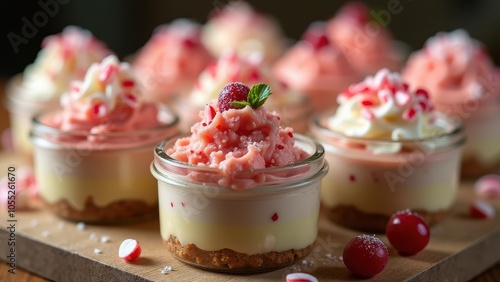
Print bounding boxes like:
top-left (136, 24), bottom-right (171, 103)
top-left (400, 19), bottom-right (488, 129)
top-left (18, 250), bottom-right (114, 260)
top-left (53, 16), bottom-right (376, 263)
top-left (76, 222), bottom-right (86, 231)
top-left (160, 266), bottom-right (173, 275)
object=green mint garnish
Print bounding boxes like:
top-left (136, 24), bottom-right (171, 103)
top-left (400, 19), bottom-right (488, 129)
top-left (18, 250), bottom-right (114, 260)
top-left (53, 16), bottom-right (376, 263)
top-left (230, 83), bottom-right (272, 109)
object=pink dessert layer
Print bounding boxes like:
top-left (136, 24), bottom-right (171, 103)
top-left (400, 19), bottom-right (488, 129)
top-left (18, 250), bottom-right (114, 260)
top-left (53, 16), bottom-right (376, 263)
top-left (167, 102), bottom-right (307, 188)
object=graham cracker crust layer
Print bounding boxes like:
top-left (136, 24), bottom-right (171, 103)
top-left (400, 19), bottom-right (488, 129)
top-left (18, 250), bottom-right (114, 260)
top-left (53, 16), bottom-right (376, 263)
top-left (323, 204), bottom-right (448, 233)
top-left (164, 235), bottom-right (313, 272)
top-left (44, 196), bottom-right (157, 223)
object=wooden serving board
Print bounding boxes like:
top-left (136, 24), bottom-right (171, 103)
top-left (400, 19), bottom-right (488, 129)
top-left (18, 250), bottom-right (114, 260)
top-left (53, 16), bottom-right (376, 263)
top-left (1, 154), bottom-right (499, 281)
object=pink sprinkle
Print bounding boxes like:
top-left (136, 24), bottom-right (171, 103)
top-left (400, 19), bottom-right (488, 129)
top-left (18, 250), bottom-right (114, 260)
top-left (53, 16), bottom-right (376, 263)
top-left (181, 202), bottom-right (185, 207)
top-left (395, 91), bottom-right (411, 106)
top-left (122, 80), bottom-right (135, 87)
top-left (361, 108), bottom-right (375, 120)
top-left (123, 93), bottom-right (137, 104)
top-left (475, 174), bottom-right (500, 198)
top-left (99, 64), bottom-right (118, 83)
top-left (416, 89), bottom-right (429, 100)
top-left (361, 100), bottom-right (374, 107)
top-left (349, 174), bottom-right (356, 182)
top-left (419, 101), bottom-right (428, 111)
top-left (70, 82), bottom-right (80, 93)
top-left (271, 213), bottom-right (279, 222)
top-left (205, 105), bottom-right (216, 124)
top-left (170, 202), bottom-right (174, 208)
top-left (402, 83), bottom-right (409, 91)
top-left (403, 107), bottom-right (417, 121)
top-left (182, 37), bottom-right (198, 48)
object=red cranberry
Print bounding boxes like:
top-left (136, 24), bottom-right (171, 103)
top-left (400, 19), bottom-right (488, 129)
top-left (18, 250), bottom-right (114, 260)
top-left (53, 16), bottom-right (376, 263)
top-left (386, 210), bottom-right (430, 256)
top-left (343, 234), bottom-right (389, 278)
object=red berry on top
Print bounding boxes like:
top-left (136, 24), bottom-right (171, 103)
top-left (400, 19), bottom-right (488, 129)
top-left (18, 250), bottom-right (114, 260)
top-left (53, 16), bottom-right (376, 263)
top-left (386, 210), bottom-right (430, 256)
top-left (218, 82), bottom-right (250, 112)
top-left (343, 234), bottom-right (389, 278)
top-left (302, 22), bottom-right (330, 50)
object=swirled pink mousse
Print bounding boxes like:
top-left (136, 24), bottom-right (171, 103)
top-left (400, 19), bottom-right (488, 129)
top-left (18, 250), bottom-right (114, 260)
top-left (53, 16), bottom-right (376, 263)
top-left (167, 102), bottom-right (306, 188)
top-left (133, 19), bottom-right (213, 102)
top-left (43, 56), bottom-right (166, 142)
top-left (402, 29), bottom-right (500, 107)
top-left (326, 2), bottom-right (403, 74)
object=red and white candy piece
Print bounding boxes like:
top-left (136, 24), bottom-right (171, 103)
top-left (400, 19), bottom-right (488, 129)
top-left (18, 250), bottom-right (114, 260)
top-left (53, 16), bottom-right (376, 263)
top-left (470, 200), bottom-right (495, 219)
top-left (118, 239), bottom-right (141, 261)
top-left (286, 272), bottom-right (318, 282)
top-left (475, 174), bottom-right (500, 198)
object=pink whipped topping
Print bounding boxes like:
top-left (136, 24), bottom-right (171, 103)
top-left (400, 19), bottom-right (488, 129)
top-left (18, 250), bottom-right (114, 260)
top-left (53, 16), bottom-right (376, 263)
top-left (0, 166), bottom-right (38, 210)
top-left (21, 26), bottom-right (112, 100)
top-left (326, 2), bottom-right (403, 74)
top-left (133, 19), bottom-right (213, 102)
top-left (167, 100), bottom-right (306, 188)
top-left (202, 1), bottom-right (286, 63)
top-left (402, 29), bottom-right (499, 106)
top-left (273, 21), bottom-right (362, 110)
top-left (46, 55), bottom-right (162, 135)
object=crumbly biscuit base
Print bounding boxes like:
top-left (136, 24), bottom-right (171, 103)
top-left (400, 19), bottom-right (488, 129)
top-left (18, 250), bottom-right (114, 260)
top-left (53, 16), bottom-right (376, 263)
top-left (164, 235), bottom-right (313, 272)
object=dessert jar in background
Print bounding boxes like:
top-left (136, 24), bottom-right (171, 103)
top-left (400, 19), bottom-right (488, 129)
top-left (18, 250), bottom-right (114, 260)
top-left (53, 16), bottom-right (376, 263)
top-left (178, 50), bottom-right (312, 134)
top-left (310, 69), bottom-right (465, 232)
top-left (402, 29), bottom-right (500, 178)
top-left (5, 26), bottom-right (112, 155)
top-left (31, 55), bottom-right (179, 223)
top-left (151, 133), bottom-right (327, 272)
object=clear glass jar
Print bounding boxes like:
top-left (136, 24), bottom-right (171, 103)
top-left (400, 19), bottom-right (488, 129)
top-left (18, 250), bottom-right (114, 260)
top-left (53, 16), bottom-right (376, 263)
top-left (31, 104), bottom-right (179, 224)
top-left (5, 75), bottom-right (61, 156)
top-left (310, 111), bottom-right (465, 232)
top-left (151, 134), bottom-right (328, 273)
top-left (434, 98), bottom-right (500, 179)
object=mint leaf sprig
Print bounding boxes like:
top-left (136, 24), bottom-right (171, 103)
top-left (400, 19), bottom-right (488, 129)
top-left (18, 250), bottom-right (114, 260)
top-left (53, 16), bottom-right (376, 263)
top-left (230, 83), bottom-right (272, 109)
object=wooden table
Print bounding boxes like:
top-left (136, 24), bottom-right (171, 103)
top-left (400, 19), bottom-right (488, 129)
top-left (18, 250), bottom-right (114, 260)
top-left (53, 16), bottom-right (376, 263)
top-left (1, 78), bottom-right (500, 281)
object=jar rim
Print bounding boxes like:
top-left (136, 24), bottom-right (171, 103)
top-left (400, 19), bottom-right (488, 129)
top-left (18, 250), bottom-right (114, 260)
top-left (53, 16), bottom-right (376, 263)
top-left (152, 133), bottom-right (327, 191)
top-left (31, 103), bottom-right (179, 149)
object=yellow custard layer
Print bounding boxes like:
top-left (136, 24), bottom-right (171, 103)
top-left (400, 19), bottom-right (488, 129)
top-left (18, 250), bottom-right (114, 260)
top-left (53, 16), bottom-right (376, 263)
top-left (34, 145), bottom-right (158, 210)
top-left (159, 210), bottom-right (319, 255)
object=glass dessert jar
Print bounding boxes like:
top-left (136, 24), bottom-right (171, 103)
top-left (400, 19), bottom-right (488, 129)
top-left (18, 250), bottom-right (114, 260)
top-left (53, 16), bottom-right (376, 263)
top-left (151, 134), bottom-right (328, 273)
top-left (5, 76), bottom-right (61, 155)
top-left (311, 111), bottom-right (465, 232)
top-left (31, 105), bottom-right (179, 223)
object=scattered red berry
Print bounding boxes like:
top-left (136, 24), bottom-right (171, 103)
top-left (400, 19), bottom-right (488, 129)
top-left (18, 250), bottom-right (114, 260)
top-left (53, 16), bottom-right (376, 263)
top-left (286, 272), bottom-right (318, 282)
top-left (218, 82), bottom-right (250, 112)
top-left (470, 199), bottom-right (495, 219)
top-left (302, 22), bottom-right (330, 50)
top-left (343, 234), bottom-right (388, 278)
top-left (118, 239), bottom-right (141, 261)
top-left (386, 210), bottom-right (430, 256)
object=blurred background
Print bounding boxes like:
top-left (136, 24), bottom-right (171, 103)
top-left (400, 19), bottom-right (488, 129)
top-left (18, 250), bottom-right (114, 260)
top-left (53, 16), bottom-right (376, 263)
top-left (1, 0), bottom-right (500, 78)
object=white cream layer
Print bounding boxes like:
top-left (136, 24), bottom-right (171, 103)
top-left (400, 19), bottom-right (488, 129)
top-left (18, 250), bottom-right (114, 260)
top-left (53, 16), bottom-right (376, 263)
top-left (157, 180), bottom-right (321, 254)
top-left (34, 144), bottom-right (158, 210)
top-left (321, 148), bottom-right (461, 215)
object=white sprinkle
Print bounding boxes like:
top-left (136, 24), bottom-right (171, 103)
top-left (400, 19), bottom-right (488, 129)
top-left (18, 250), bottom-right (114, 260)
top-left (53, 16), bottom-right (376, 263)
top-left (31, 219), bottom-right (39, 227)
top-left (41, 231), bottom-right (50, 237)
top-left (339, 256), bottom-right (343, 261)
top-left (160, 266), bottom-right (173, 275)
top-left (100, 236), bottom-right (110, 243)
top-left (325, 253), bottom-right (335, 260)
top-left (89, 233), bottom-right (98, 241)
top-left (76, 222), bottom-right (86, 231)
top-left (94, 248), bottom-right (102, 254)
